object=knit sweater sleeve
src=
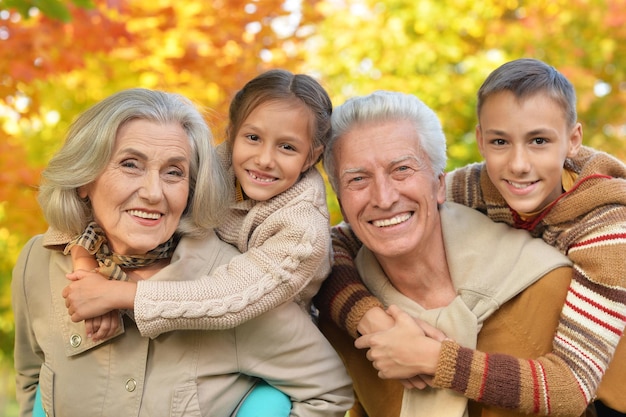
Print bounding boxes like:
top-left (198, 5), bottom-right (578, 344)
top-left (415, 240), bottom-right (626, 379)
top-left (439, 163), bottom-right (626, 415)
top-left (134, 199), bottom-right (331, 338)
top-left (314, 222), bottom-right (384, 339)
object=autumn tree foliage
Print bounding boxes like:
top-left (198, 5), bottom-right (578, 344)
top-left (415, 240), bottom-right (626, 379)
top-left (0, 1), bottom-right (325, 405)
top-left (3, 0), bottom-right (626, 414)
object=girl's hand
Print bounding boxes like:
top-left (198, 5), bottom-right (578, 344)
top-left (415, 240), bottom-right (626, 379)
top-left (63, 270), bottom-right (135, 321)
top-left (85, 311), bottom-right (121, 341)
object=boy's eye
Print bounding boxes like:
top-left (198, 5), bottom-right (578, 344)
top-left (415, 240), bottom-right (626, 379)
top-left (532, 137), bottom-right (547, 145)
top-left (491, 139), bottom-right (506, 146)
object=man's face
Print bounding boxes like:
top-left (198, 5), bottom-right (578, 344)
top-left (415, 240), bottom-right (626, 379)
top-left (334, 119), bottom-right (446, 262)
top-left (477, 91), bottom-right (582, 213)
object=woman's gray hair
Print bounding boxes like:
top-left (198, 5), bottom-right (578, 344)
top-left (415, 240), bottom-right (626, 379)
top-left (324, 90), bottom-right (447, 194)
top-left (38, 88), bottom-right (229, 238)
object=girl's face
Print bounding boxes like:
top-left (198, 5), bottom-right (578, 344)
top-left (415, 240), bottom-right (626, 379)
top-left (232, 100), bottom-right (322, 201)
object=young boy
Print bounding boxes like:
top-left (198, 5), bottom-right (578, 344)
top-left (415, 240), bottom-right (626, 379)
top-left (315, 58), bottom-right (626, 416)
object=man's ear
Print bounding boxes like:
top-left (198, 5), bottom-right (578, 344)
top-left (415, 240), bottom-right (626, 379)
top-left (436, 174), bottom-right (446, 205)
top-left (338, 198), bottom-right (349, 224)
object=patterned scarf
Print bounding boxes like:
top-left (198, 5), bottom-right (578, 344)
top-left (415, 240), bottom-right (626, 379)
top-left (64, 221), bottom-right (177, 281)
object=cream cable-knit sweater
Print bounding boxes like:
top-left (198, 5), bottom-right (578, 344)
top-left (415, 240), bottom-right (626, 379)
top-left (133, 144), bottom-right (331, 337)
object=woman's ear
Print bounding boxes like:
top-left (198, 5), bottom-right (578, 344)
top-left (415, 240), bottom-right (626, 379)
top-left (77, 185), bottom-right (90, 199)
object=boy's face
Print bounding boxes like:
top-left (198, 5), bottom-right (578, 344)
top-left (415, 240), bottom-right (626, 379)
top-left (476, 91), bottom-right (582, 213)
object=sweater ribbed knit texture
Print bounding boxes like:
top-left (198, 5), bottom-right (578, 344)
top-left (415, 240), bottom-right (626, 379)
top-left (315, 146), bottom-right (626, 416)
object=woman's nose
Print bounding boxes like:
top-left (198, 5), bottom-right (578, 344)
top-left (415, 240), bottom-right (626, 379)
top-left (138, 170), bottom-right (164, 203)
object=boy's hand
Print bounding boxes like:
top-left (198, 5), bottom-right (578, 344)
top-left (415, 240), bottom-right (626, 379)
top-left (355, 305), bottom-right (443, 380)
top-left (357, 306), bottom-right (395, 335)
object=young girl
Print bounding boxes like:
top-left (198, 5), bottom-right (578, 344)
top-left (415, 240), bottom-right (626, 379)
top-left (315, 59), bottom-right (626, 416)
top-left (60, 69), bottom-right (344, 415)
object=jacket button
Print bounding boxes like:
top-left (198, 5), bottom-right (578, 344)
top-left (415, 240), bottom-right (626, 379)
top-left (69, 334), bottom-right (82, 348)
top-left (125, 378), bottom-right (137, 392)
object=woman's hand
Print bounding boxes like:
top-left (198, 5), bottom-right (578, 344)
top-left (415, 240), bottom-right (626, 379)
top-left (354, 305), bottom-right (445, 381)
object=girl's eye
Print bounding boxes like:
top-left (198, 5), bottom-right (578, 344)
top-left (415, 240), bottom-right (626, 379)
top-left (246, 134), bottom-right (260, 142)
top-left (279, 143), bottom-right (296, 152)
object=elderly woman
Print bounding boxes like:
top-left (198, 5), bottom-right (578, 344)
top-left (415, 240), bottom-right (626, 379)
top-left (12, 88), bottom-right (352, 417)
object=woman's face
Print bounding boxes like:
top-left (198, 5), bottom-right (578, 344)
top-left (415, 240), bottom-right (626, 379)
top-left (79, 119), bottom-right (191, 255)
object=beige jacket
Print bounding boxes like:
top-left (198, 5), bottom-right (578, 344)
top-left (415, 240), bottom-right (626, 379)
top-left (12, 232), bottom-right (353, 417)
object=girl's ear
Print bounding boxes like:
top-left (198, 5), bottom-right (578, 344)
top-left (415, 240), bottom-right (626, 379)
top-left (303, 145), bottom-right (324, 172)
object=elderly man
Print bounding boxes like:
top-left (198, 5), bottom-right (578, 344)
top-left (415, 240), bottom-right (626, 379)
top-left (317, 91), bottom-right (585, 417)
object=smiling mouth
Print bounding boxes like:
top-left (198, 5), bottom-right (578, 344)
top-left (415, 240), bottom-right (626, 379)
top-left (249, 170), bottom-right (277, 183)
top-left (506, 179), bottom-right (539, 189)
top-left (372, 212), bottom-right (412, 227)
top-left (128, 209), bottom-right (161, 220)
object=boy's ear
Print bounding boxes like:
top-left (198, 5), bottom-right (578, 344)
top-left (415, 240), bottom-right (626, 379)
top-left (567, 122), bottom-right (583, 158)
top-left (475, 125), bottom-right (486, 157)
top-left (303, 145), bottom-right (324, 172)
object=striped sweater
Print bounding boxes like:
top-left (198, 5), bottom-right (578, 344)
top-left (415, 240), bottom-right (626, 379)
top-left (314, 146), bottom-right (626, 415)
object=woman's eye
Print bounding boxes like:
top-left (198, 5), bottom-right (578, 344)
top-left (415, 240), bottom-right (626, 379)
top-left (167, 169), bottom-right (183, 177)
top-left (120, 159), bottom-right (139, 169)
